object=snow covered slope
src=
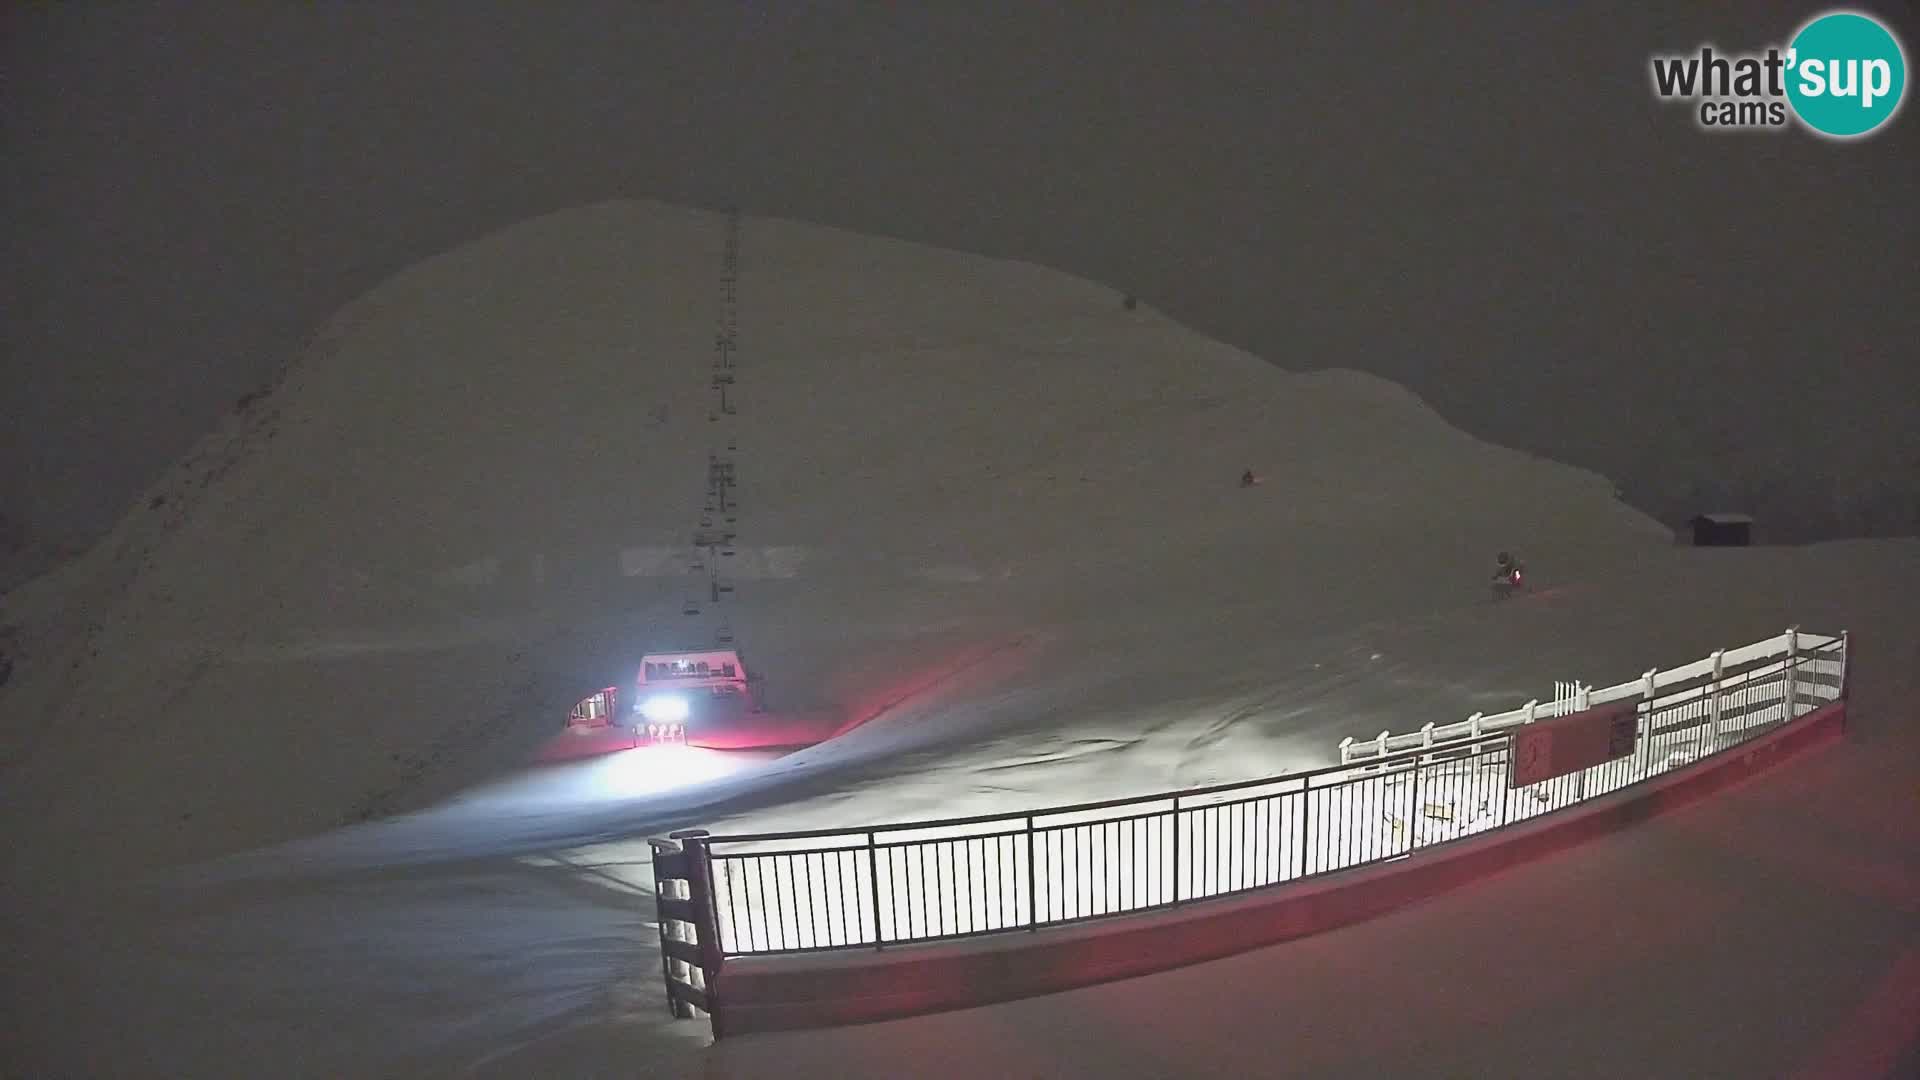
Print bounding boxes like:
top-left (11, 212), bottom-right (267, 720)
top-left (1, 199), bottom-right (1683, 886)
top-left (4, 200), bottom-right (1914, 1077)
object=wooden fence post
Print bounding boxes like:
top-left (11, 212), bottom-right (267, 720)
top-left (660, 828), bottom-right (727, 1038)
top-left (649, 837), bottom-right (697, 1020)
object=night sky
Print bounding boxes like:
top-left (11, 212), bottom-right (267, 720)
top-left (5, 2), bottom-right (1916, 578)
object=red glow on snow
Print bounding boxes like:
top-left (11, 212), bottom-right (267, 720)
top-left (1792, 944), bottom-right (1920, 1079)
top-left (531, 725), bottom-right (640, 763)
top-left (824, 632), bottom-right (1037, 738)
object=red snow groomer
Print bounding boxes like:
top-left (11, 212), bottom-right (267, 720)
top-left (630, 649), bottom-right (757, 744)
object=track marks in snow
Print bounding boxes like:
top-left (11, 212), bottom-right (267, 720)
top-left (971, 736), bottom-right (1139, 775)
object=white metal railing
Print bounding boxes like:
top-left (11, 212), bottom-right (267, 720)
top-left (688, 628), bottom-right (1847, 957)
top-left (1339, 628), bottom-right (1840, 765)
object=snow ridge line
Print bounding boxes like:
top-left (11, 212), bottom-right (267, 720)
top-left (0, 330), bottom-right (305, 778)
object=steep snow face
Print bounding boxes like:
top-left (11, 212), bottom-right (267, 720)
top-left (0, 197), bottom-right (1675, 889)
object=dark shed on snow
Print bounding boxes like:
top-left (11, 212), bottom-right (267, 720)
top-left (1690, 513), bottom-right (1753, 547)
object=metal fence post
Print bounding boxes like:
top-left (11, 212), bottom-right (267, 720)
top-left (1636, 669), bottom-right (1657, 775)
top-left (1782, 626), bottom-right (1799, 723)
top-left (1025, 818), bottom-right (1038, 929)
top-left (1172, 796), bottom-right (1184, 905)
top-left (1294, 784), bottom-right (1308, 880)
top-left (1839, 630), bottom-right (1851, 704)
top-left (867, 831), bottom-right (883, 947)
top-left (1409, 747), bottom-right (1425, 852)
top-left (1707, 648), bottom-right (1726, 749)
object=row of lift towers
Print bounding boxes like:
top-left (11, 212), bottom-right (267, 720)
top-left (565, 209), bottom-right (751, 736)
top-left (685, 206), bottom-right (743, 646)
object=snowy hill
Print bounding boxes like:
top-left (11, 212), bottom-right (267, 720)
top-left (2, 199), bottom-right (1681, 881)
top-left (3, 200), bottom-right (1914, 1076)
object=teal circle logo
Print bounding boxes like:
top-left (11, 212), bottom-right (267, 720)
top-left (1786, 11), bottom-right (1907, 138)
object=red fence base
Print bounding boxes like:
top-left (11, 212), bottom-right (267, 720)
top-left (715, 700), bottom-right (1847, 1036)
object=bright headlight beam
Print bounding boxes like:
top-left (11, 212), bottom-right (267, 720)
top-left (640, 695), bottom-right (689, 723)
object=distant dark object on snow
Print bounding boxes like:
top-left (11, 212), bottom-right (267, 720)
top-left (1689, 512), bottom-right (1753, 547)
top-left (1121, 293), bottom-right (1138, 311)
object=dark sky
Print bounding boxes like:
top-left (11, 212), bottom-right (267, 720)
top-left (5, 2), bottom-right (1916, 568)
